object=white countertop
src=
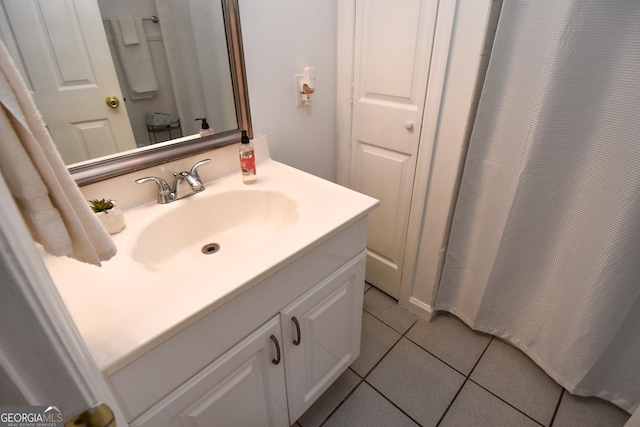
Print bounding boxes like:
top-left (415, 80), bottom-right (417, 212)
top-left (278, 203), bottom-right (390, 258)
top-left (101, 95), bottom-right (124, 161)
top-left (42, 156), bottom-right (378, 374)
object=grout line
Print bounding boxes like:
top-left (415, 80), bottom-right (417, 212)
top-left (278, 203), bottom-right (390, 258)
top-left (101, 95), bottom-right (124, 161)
top-left (362, 303), bottom-right (533, 427)
top-left (548, 388), bottom-right (566, 426)
top-left (320, 300), bottom-right (420, 426)
top-left (462, 337), bottom-right (548, 426)
top-left (466, 378), bottom-right (545, 426)
top-left (465, 336), bottom-right (544, 426)
top-left (317, 296), bottom-right (412, 426)
top-left (363, 281), bottom-right (373, 294)
top-left (364, 378), bottom-right (424, 426)
top-left (403, 335), bottom-right (468, 378)
top-left (358, 320), bottom-right (429, 426)
top-left (356, 322), bottom-right (404, 378)
top-left (467, 335), bottom-right (494, 377)
top-left (315, 374), bottom-right (364, 427)
top-left (361, 290), bottom-right (419, 335)
top-left (316, 285), bottom-right (420, 425)
top-left (362, 308), bottom-right (419, 336)
top-left (321, 292), bottom-right (548, 427)
top-left (305, 283), bottom-right (373, 426)
top-left (434, 336), bottom-right (494, 426)
top-left (435, 377), bottom-right (470, 426)
top-left (317, 323), bottom-right (408, 425)
top-left (403, 330), bottom-right (490, 379)
top-left (313, 304), bottom-right (614, 427)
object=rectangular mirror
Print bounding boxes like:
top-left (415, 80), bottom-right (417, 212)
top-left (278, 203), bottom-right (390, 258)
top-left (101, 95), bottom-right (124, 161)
top-left (0, 0), bottom-right (251, 185)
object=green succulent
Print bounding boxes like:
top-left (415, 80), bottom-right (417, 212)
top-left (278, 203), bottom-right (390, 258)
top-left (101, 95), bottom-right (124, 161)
top-left (88, 198), bottom-right (115, 214)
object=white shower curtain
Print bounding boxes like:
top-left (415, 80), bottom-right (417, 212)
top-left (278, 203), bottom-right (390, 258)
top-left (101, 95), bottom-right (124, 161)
top-left (435, 0), bottom-right (640, 413)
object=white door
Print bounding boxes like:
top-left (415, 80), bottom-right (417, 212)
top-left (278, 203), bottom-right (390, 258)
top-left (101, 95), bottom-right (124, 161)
top-left (0, 173), bottom-right (127, 425)
top-left (0, 0), bottom-right (136, 165)
top-left (131, 316), bottom-right (289, 427)
top-left (351, 0), bottom-right (438, 298)
top-left (281, 253), bottom-right (365, 422)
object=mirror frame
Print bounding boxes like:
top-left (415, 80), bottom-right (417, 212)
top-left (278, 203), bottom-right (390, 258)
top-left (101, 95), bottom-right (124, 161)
top-left (69, 0), bottom-right (251, 186)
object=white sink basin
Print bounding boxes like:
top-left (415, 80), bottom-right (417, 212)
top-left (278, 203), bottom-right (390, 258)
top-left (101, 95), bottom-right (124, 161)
top-left (41, 144), bottom-right (380, 373)
top-left (130, 189), bottom-right (298, 273)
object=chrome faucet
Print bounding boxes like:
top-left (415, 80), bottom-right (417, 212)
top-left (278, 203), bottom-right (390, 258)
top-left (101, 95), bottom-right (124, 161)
top-left (136, 159), bottom-right (211, 204)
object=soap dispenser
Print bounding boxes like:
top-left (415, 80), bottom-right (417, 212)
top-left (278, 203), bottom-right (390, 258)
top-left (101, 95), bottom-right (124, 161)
top-left (195, 118), bottom-right (214, 136)
top-left (239, 130), bottom-right (256, 184)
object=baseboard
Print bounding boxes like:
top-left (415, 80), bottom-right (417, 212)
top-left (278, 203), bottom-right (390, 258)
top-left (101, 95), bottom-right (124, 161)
top-left (407, 297), bottom-right (434, 319)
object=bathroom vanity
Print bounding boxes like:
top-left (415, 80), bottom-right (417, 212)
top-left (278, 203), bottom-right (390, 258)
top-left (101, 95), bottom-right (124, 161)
top-left (126, 222), bottom-right (367, 426)
top-left (42, 137), bottom-right (378, 425)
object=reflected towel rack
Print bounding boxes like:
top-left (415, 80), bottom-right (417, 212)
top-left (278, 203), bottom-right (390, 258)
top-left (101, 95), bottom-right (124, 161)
top-left (102, 16), bottom-right (159, 23)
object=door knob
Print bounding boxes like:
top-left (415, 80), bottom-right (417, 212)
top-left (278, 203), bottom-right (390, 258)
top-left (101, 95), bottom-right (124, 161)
top-left (404, 122), bottom-right (414, 130)
top-left (105, 95), bottom-right (120, 108)
top-left (64, 403), bottom-right (114, 427)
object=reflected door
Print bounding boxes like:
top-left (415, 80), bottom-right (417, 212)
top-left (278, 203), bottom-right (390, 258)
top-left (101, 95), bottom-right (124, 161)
top-left (1, 0), bottom-right (136, 164)
top-left (351, 0), bottom-right (438, 298)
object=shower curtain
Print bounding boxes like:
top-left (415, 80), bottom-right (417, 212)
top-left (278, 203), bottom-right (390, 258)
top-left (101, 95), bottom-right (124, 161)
top-left (435, 0), bottom-right (640, 413)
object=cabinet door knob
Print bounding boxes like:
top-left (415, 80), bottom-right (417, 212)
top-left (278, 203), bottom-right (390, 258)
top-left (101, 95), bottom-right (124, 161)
top-left (292, 316), bottom-right (301, 346)
top-left (404, 121), bottom-right (414, 130)
top-left (270, 335), bottom-right (281, 365)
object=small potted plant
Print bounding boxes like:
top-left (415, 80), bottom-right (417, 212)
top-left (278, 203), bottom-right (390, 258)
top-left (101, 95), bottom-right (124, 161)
top-left (89, 198), bottom-right (126, 234)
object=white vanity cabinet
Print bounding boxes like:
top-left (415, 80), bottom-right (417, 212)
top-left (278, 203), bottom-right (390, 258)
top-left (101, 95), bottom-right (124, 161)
top-left (130, 316), bottom-right (289, 427)
top-left (130, 252), bottom-right (365, 426)
top-left (113, 220), bottom-right (369, 426)
top-left (281, 253), bottom-right (365, 422)
top-left (128, 253), bottom-right (365, 426)
top-left (40, 142), bottom-right (379, 426)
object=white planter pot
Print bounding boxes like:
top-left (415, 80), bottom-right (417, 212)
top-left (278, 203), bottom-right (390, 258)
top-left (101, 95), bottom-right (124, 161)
top-left (96, 206), bottom-right (126, 235)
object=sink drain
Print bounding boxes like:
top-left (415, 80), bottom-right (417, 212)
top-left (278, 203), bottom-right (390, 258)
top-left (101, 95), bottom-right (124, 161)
top-left (201, 243), bottom-right (221, 255)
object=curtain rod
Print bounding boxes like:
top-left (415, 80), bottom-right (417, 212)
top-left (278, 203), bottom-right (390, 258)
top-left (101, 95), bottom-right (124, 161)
top-left (102, 16), bottom-right (159, 23)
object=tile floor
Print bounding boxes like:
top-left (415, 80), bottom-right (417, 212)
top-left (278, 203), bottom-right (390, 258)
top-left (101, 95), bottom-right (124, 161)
top-left (293, 284), bottom-right (631, 427)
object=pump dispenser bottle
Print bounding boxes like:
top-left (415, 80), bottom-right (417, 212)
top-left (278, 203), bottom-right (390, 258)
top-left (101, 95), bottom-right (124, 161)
top-left (239, 130), bottom-right (256, 184)
top-left (195, 118), bottom-right (214, 136)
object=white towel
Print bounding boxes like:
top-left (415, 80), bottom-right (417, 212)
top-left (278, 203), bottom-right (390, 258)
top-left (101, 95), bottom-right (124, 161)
top-left (110, 17), bottom-right (159, 99)
top-left (118, 15), bottom-right (139, 46)
top-left (0, 40), bottom-right (116, 266)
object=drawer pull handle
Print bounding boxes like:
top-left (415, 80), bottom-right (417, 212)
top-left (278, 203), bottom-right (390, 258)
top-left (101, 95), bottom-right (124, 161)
top-left (292, 316), bottom-right (301, 346)
top-left (270, 335), bottom-right (281, 365)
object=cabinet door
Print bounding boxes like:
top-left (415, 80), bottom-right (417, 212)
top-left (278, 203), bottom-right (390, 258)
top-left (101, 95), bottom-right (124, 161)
top-left (131, 316), bottom-right (288, 427)
top-left (282, 253), bottom-right (366, 422)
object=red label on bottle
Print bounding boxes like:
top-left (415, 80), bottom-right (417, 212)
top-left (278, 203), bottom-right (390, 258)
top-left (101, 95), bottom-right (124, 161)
top-left (240, 149), bottom-right (256, 174)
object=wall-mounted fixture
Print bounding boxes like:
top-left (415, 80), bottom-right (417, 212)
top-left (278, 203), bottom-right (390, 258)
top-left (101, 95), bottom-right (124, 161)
top-left (295, 66), bottom-right (316, 111)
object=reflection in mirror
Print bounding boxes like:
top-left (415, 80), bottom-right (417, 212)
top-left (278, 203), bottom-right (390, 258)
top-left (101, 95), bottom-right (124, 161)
top-left (0, 0), bottom-right (251, 185)
top-left (99, 0), bottom-right (237, 146)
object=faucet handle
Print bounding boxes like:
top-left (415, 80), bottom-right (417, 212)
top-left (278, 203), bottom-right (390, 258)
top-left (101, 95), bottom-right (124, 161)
top-left (177, 171), bottom-right (204, 192)
top-left (135, 176), bottom-right (170, 190)
top-left (190, 159), bottom-right (211, 180)
top-left (135, 176), bottom-right (175, 204)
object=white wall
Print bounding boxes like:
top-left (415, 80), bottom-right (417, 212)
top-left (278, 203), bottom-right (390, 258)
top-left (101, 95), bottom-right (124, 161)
top-left (238, 0), bottom-right (501, 309)
top-left (239, 0), bottom-right (338, 181)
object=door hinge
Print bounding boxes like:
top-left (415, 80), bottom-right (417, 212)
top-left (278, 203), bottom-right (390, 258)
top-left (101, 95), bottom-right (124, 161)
top-left (350, 82), bottom-right (355, 105)
top-left (64, 403), bottom-right (115, 427)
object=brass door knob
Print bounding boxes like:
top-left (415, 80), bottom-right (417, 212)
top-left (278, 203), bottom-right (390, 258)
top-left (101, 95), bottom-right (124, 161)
top-left (64, 403), bottom-right (114, 427)
top-left (105, 95), bottom-right (120, 108)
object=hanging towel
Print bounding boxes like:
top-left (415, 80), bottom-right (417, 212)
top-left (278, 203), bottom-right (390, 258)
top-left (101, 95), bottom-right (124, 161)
top-left (110, 16), bottom-right (159, 99)
top-left (118, 15), bottom-right (139, 46)
top-left (0, 40), bottom-right (116, 266)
